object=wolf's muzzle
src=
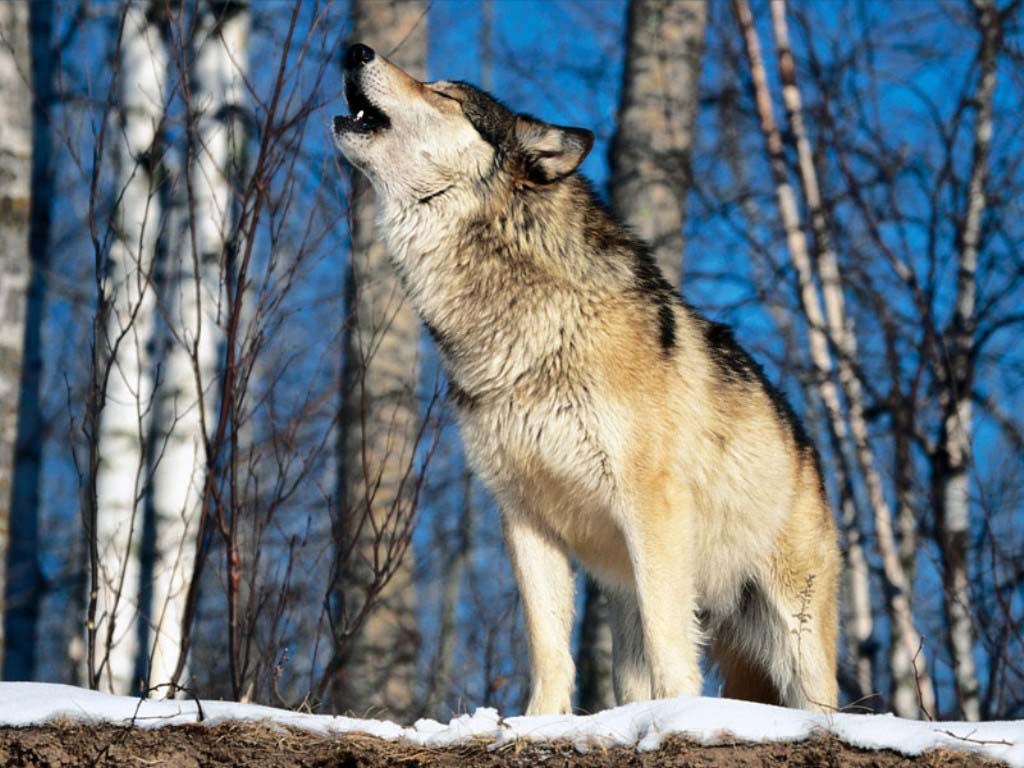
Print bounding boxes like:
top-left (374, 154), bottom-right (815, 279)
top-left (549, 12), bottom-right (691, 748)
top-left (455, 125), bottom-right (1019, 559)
top-left (335, 42), bottom-right (391, 136)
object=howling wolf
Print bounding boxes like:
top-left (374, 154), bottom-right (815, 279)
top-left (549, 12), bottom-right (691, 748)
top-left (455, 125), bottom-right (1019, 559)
top-left (333, 42), bottom-right (839, 715)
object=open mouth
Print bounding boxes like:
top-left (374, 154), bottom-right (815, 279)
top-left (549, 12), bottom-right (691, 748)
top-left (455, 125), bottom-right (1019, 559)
top-left (335, 78), bottom-right (391, 135)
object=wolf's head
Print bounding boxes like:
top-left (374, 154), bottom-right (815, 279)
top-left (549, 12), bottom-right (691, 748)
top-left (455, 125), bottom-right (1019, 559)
top-left (333, 43), bottom-right (594, 209)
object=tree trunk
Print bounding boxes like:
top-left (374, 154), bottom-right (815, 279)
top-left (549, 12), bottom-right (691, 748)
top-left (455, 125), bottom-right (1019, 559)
top-left (332, 0), bottom-right (427, 721)
top-left (736, 0), bottom-right (935, 717)
top-left (891, 364), bottom-right (922, 717)
top-left (577, 0), bottom-right (708, 714)
top-left (933, 0), bottom-right (997, 723)
top-left (92, 1), bottom-right (168, 694)
top-left (716, 55), bottom-right (877, 703)
top-left (766, 0), bottom-right (884, 710)
top-left (608, 0), bottom-right (706, 287)
top-left (3, 0), bottom-right (53, 681)
top-left (146, 0), bottom-right (249, 696)
top-left (0, 0), bottom-right (33, 672)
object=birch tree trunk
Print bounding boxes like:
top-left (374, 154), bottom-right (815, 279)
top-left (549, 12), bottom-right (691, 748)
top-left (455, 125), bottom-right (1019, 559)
top-left (146, 0), bottom-right (248, 695)
top-left (766, 0), bottom-right (881, 710)
top-left (736, 0), bottom-right (935, 717)
top-left (719, 56), bottom-right (874, 702)
top-left (768, 0), bottom-right (894, 708)
top-left (333, 0), bottom-right (427, 720)
top-left (92, 2), bottom-right (168, 694)
top-left (608, 0), bottom-right (706, 287)
top-left (576, 0), bottom-right (708, 714)
top-left (3, 0), bottom-right (52, 681)
top-left (933, 0), bottom-right (998, 722)
top-left (0, 0), bottom-right (32, 670)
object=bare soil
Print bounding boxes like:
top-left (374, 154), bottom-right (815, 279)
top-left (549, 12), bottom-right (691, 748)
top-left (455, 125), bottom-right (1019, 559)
top-left (0, 722), bottom-right (1006, 767)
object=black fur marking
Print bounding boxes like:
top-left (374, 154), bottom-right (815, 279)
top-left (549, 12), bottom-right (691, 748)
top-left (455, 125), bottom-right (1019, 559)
top-left (630, 244), bottom-right (676, 298)
top-left (657, 301), bottom-right (676, 352)
top-left (418, 185), bottom-right (454, 205)
top-left (737, 579), bottom-right (757, 615)
top-left (703, 320), bottom-right (816, 455)
top-left (703, 322), bottom-right (758, 384)
top-left (448, 380), bottom-right (478, 411)
top-left (575, 181), bottom-right (680, 356)
top-left (423, 320), bottom-right (456, 358)
top-left (452, 81), bottom-right (517, 151)
top-left (631, 246), bottom-right (678, 355)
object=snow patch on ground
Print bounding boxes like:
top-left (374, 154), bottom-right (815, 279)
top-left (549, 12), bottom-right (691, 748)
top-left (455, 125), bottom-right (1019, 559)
top-left (0, 683), bottom-right (1021, 765)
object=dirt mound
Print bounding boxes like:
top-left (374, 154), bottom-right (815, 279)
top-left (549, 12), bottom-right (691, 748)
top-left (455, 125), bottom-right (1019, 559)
top-left (0, 722), bottom-right (1004, 767)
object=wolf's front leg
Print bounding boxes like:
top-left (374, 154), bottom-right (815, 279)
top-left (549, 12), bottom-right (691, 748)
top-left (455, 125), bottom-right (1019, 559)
top-left (501, 510), bottom-right (575, 715)
top-left (620, 485), bottom-right (702, 700)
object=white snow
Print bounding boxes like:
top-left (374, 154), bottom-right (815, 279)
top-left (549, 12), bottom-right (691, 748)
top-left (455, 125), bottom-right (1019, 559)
top-left (0, 683), bottom-right (1021, 765)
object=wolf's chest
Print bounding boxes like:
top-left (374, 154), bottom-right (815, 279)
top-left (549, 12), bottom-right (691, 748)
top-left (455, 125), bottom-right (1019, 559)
top-left (454, 383), bottom-right (638, 584)
top-left (455, 384), bottom-right (619, 507)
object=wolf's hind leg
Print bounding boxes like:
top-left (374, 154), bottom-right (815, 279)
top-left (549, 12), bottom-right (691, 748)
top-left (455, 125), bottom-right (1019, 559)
top-left (763, 489), bottom-right (841, 712)
top-left (607, 588), bottom-right (651, 704)
top-left (754, 578), bottom-right (838, 712)
top-left (501, 511), bottom-right (576, 715)
top-left (732, 560), bottom-right (838, 712)
top-left (765, 467), bottom-right (841, 711)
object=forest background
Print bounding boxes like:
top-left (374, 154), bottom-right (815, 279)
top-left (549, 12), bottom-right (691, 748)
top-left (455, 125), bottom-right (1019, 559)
top-left (0, 0), bottom-right (1021, 726)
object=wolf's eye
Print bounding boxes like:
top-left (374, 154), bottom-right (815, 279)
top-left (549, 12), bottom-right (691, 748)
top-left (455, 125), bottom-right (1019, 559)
top-left (433, 90), bottom-right (460, 103)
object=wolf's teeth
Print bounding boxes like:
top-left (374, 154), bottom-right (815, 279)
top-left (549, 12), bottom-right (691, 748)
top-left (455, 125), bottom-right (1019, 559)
top-left (356, 109), bottom-right (365, 121)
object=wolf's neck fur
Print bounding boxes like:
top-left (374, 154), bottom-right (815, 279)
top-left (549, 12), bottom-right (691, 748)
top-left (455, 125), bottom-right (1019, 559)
top-left (376, 174), bottom-right (633, 400)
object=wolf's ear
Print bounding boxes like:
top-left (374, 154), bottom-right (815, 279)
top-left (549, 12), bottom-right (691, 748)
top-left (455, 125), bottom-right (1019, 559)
top-left (514, 116), bottom-right (594, 184)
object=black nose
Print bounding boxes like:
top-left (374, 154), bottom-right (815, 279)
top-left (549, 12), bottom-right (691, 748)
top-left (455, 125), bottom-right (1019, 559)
top-left (346, 43), bottom-right (374, 68)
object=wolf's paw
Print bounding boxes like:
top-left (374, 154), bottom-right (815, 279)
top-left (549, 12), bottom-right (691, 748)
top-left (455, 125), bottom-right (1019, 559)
top-left (525, 689), bottom-right (573, 716)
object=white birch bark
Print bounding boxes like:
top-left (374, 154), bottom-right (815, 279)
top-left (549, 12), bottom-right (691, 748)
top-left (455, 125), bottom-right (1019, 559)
top-left (767, 0), bottom-right (880, 711)
top-left (935, 0), bottom-right (997, 723)
top-left (334, 0), bottom-right (427, 720)
top-left (608, 0), bottom-right (707, 287)
top-left (737, 0), bottom-right (935, 716)
top-left (93, 2), bottom-right (168, 694)
top-left (770, 0), bottom-right (905, 708)
top-left (147, 0), bottom-right (248, 692)
top-left (720, 74), bottom-right (875, 700)
top-left (0, 0), bottom-right (33, 668)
